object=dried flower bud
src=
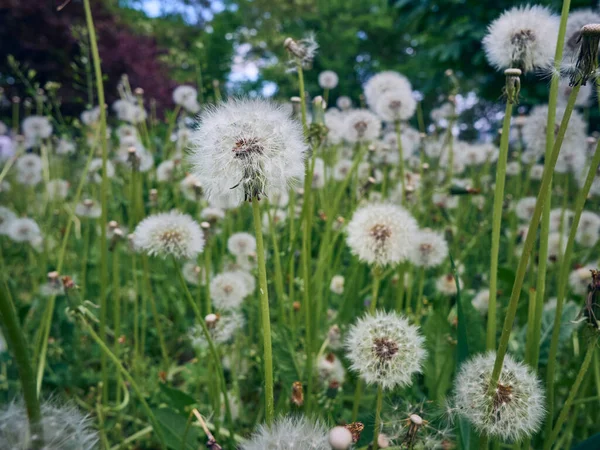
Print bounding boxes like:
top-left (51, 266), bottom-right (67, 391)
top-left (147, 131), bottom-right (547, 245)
top-left (570, 24), bottom-right (600, 86)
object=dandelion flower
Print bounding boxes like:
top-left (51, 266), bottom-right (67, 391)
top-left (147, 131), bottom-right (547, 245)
top-left (241, 415), bottom-right (329, 450)
top-left (210, 271), bottom-right (249, 310)
top-left (452, 352), bottom-right (545, 442)
top-left (364, 71), bottom-right (412, 109)
top-left (317, 353), bottom-right (346, 387)
top-left (318, 70), bottom-right (339, 89)
top-left (0, 399), bottom-right (98, 450)
top-left (228, 232), bottom-right (257, 257)
top-left (22, 116), bottom-right (53, 143)
top-left (332, 159), bottom-right (354, 181)
top-left (0, 207), bottom-right (16, 235)
top-left (330, 275), bottom-right (345, 295)
top-left (472, 290), bottom-right (490, 314)
top-left (374, 89), bottom-right (416, 122)
top-left (132, 211), bottom-right (205, 259)
top-left (336, 96), bottom-right (352, 110)
top-left (182, 261), bottom-right (206, 286)
top-left (522, 105), bottom-right (586, 159)
top-left (173, 85), bottom-right (200, 113)
top-left (156, 160), bottom-right (178, 182)
top-left (576, 211), bottom-right (600, 247)
top-left (189, 311), bottom-right (244, 348)
top-left (345, 310), bottom-right (426, 390)
top-left (55, 138), bottom-right (76, 156)
top-left (284, 33), bottom-right (319, 68)
top-left (7, 218), bottom-right (41, 243)
top-left (200, 206), bottom-right (226, 222)
top-left (188, 98), bottom-right (307, 205)
top-left (515, 197), bottom-right (537, 222)
top-left (343, 109), bottom-right (381, 143)
top-left (409, 229), bottom-right (449, 268)
top-left (482, 6), bottom-right (559, 72)
top-left (346, 203), bottom-right (418, 266)
top-left (87, 158), bottom-right (115, 184)
top-left (75, 199), bottom-right (102, 219)
top-left (568, 266), bottom-right (595, 296)
top-left (435, 274), bottom-right (461, 296)
top-left (16, 154), bottom-right (42, 174)
top-left (563, 9), bottom-right (600, 60)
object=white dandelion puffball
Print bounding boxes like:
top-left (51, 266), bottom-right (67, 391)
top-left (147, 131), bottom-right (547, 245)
top-left (55, 138), bottom-right (76, 156)
top-left (200, 206), bottom-right (226, 222)
top-left (0, 207), bottom-right (16, 235)
top-left (549, 208), bottom-right (573, 232)
top-left (345, 311), bottom-right (426, 390)
top-left (332, 159), bottom-right (353, 181)
top-left (452, 352), bottom-right (545, 442)
top-left (482, 5), bottom-right (559, 72)
top-left (227, 232), bottom-right (257, 257)
top-left (436, 273), bottom-right (461, 296)
top-left (472, 289), bottom-right (490, 314)
top-left (173, 85), bottom-right (197, 106)
top-left (188, 98), bottom-right (307, 206)
top-left (22, 116), bottom-right (53, 142)
top-left (364, 71), bottom-right (412, 109)
top-left (522, 105), bottom-right (586, 159)
top-left (576, 211), bottom-right (600, 247)
top-left (16, 153), bottom-right (42, 174)
top-left (132, 211), bottom-right (205, 260)
top-left (336, 96), bottom-right (352, 110)
top-left (409, 229), bottom-right (449, 268)
top-left (241, 415), bottom-right (329, 450)
top-left (317, 353), bottom-right (346, 386)
top-left (318, 70), bottom-right (339, 89)
top-left (210, 271), bottom-right (249, 310)
top-left (529, 164), bottom-right (545, 181)
top-left (189, 311), bottom-right (244, 348)
top-left (374, 88), bottom-right (416, 122)
top-left (330, 275), bottom-right (345, 295)
top-left (346, 203), bottom-right (418, 266)
top-left (80, 106), bottom-right (100, 126)
top-left (7, 218), bottom-right (41, 243)
top-left (75, 200), bottom-right (102, 219)
top-left (515, 197), bottom-right (537, 222)
top-left (569, 266), bottom-right (594, 296)
top-left (156, 160), bottom-right (177, 182)
top-left (88, 158), bottom-right (115, 184)
top-left (343, 108), bottom-right (381, 143)
top-left (0, 399), bottom-right (98, 450)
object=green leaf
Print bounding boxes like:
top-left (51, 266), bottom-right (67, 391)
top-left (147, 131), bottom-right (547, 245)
top-left (153, 407), bottom-right (202, 450)
top-left (423, 311), bottom-right (454, 401)
top-left (159, 384), bottom-right (197, 415)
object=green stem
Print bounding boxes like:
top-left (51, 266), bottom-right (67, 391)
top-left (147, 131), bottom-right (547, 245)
top-left (369, 266), bottom-right (382, 313)
top-left (487, 100), bottom-right (513, 351)
top-left (394, 121), bottom-right (405, 204)
top-left (76, 313), bottom-right (167, 449)
top-left (141, 256), bottom-right (170, 369)
top-left (544, 137), bottom-right (600, 430)
top-left (544, 336), bottom-right (599, 449)
top-left (251, 197), bottom-right (275, 425)
top-left (372, 384), bottom-right (383, 450)
top-left (487, 84), bottom-right (581, 395)
top-left (0, 285), bottom-right (43, 449)
top-left (395, 263), bottom-right (407, 312)
top-left (83, 0), bottom-right (110, 404)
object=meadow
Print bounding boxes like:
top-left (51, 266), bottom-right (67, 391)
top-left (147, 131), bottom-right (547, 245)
top-left (1, 1), bottom-right (600, 449)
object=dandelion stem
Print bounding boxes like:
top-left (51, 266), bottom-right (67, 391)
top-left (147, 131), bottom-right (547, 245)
top-left (251, 197), bottom-right (275, 425)
top-left (174, 259), bottom-right (234, 432)
top-left (487, 84), bottom-right (581, 396)
top-left (544, 136), bottom-right (600, 431)
top-left (487, 99), bottom-right (513, 351)
top-left (544, 335), bottom-right (599, 449)
top-left (0, 284), bottom-right (43, 449)
top-left (372, 384), bottom-right (383, 450)
top-left (75, 311), bottom-right (167, 449)
top-left (395, 121), bottom-right (405, 203)
top-left (369, 266), bottom-right (382, 313)
top-left (82, 0), bottom-right (110, 404)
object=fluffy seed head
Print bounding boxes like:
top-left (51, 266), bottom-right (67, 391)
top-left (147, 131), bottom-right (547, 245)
top-left (345, 310), bottom-right (427, 390)
top-left (7, 218), bottom-right (41, 243)
top-left (373, 88), bottom-right (416, 122)
top-left (132, 211), bottom-right (205, 259)
top-left (189, 311), bottom-right (244, 348)
top-left (0, 207), bottom-right (17, 235)
top-left (318, 70), bottom-right (339, 89)
top-left (346, 203), bottom-right (418, 266)
top-left (409, 229), bottom-right (449, 268)
top-left (241, 415), bottom-right (329, 450)
top-left (0, 399), bottom-right (98, 450)
top-left (188, 98), bottom-right (307, 205)
top-left (328, 426), bottom-right (353, 450)
top-left (452, 352), bottom-right (545, 442)
top-left (227, 232), bottom-right (257, 257)
top-left (569, 266), bottom-right (595, 296)
top-left (482, 6), bottom-right (559, 72)
top-left (210, 271), bottom-right (251, 310)
top-left (363, 71), bottom-right (413, 109)
top-left (343, 109), bottom-right (381, 143)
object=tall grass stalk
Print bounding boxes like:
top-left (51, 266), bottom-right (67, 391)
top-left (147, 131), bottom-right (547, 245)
top-left (487, 83), bottom-right (581, 395)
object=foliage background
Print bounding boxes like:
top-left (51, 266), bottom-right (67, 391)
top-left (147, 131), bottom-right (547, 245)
top-left (0, 0), bottom-right (594, 118)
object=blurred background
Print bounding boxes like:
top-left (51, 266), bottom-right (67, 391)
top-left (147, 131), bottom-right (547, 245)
top-left (0, 0), bottom-right (595, 133)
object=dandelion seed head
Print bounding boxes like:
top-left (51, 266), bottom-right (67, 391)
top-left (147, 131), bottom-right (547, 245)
top-left (330, 275), bottom-right (345, 295)
top-left (435, 273), bottom-right (461, 296)
top-left (343, 109), bottom-right (381, 143)
top-left (515, 197), bottom-right (537, 222)
top-left (227, 232), bottom-right (257, 257)
top-left (22, 116), bottom-right (53, 143)
top-left (452, 352), bottom-right (545, 442)
top-left (569, 265), bottom-right (595, 296)
top-left (7, 217), bottom-right (41, 243)
top-left (364, 71), bottom-right (412, 110)
top-left (132, 211), bottom-right (205, 259)
top-left (188, 98), bottom-right (307, 205)
top-left (482, 6), bottom-right (559, 73)
top-left (409, 229), bottom-right (449, 268)
top-left (346, 203), bottom-right (418, 266)
top-left (189, 311), bottom-right (244, 348)
top-left (345, 310), bottom-right (426, 390)
top-left (210, 271), bottom-right (250, 310)
top-left (472, 289), bottom-right (490, 315)
top-left (318, 70), bottom-right (339, 90)
top-left (75, 199), bottom-right (102, 219)
top-left (241, 415), bottom-right (329, 450)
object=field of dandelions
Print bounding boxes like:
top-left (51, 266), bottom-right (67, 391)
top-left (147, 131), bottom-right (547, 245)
top-left (2, 2), bottom-right (600, 450)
